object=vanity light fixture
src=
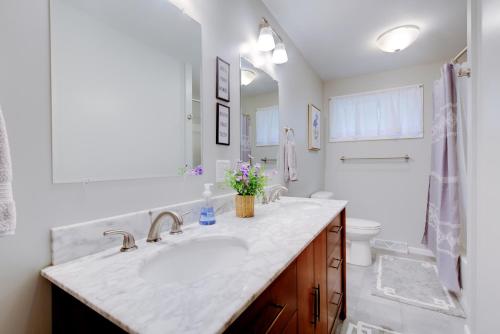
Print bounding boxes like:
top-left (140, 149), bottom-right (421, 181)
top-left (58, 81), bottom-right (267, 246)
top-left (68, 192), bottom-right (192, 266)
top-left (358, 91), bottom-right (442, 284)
top-left (241, 69), bottom-right (257, 86)
top-left (272, 41), bottom-right (288, 64)
top-left (257, 20), bottom-right (275, 51)
top-left (376, 25), bottom-right (420, 53)
top-left (256, 18), bottom-right (288, 64)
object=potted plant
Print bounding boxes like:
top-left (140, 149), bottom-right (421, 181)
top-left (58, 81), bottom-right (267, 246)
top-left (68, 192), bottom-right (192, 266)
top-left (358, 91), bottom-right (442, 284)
top-left (226, 162), bottom-right (266, 218)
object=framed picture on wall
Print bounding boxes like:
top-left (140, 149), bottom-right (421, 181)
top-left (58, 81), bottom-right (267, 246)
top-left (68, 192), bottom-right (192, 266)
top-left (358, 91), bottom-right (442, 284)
top-left (308, 104), bottom-right (321, 150)
top-left (216, 103), bottom-right (230, 145)
top-left (216, 57), bottom-right (230, 102)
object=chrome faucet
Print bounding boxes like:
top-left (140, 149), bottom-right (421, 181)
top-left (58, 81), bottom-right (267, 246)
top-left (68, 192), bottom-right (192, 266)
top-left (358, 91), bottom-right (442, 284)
top-left (269, 185), bottom-right (288, 202)
top-left (147, 210), bottom-right (184, 242)
top-left (103, 230), bottom-right (138, 252)
top-left (262, 186), bottom-right (288, 204)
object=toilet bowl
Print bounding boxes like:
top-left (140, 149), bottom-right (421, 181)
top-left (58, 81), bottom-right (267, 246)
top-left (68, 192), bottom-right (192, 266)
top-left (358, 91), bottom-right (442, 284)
top-left (346, 218), bottom-right (381, 266)
top-left (311, 191), bottom-right (382, 266)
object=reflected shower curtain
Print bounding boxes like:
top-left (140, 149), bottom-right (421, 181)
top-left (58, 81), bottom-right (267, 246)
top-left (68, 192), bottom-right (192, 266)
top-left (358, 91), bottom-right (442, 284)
top-left (423, 63), bottom-right (461, 293)
top-left (241, 114), bottom-right (251, 162)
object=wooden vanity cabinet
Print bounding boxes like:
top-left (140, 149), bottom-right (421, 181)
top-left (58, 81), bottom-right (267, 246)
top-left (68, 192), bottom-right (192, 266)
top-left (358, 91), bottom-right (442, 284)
top-left (226, 209), bottom-right (346, 334)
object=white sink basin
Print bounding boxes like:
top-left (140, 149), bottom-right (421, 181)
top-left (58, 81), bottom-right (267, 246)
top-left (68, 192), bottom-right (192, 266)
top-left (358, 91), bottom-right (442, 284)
top-left (279, 201), bottom-right (322, 210)
top-left (140, 236), bottom-right (249, 285)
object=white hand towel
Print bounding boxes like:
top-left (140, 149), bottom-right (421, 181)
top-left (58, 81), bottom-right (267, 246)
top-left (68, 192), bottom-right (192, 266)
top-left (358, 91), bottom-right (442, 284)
top-left (284, 135), bottom-right (298, 182)
top-left (0, 107), bottom-right (16, 237)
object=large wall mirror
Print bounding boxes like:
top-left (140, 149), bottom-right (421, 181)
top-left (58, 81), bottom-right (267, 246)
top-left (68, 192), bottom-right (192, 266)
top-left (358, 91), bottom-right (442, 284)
top-left (50, 0), bottom-right (202, 183)
top-left (240, 58), bottom-right (279, 168)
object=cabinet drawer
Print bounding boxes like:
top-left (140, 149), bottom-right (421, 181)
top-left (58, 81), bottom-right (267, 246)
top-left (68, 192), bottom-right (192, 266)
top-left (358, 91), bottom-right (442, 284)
top-left (327, 216), bottom-right (342, 264)
top-left (326, 214), bottom-right (344, 333)
top-left (225, 261), bottom-right (297, 334)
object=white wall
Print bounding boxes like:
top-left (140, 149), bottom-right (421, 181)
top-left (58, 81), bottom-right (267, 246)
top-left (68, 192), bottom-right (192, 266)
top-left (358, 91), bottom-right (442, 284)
top-left (468, 0), bottom-right (500, 332)
top-left (323, 62), bottom-right (442, 248)
top-left (0, 0), bottom-right (323, 332)
top-left (241, 91), bottom-right (279, 167)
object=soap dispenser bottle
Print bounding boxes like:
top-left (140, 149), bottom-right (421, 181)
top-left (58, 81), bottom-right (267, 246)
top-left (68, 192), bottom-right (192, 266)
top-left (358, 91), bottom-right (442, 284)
top-left (199, 183), bottom-right (216, 225)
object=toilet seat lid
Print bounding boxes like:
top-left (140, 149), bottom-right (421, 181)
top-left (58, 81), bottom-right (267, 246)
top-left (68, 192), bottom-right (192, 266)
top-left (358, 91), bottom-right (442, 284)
top-left (347, 218), bottom-right (381, 230)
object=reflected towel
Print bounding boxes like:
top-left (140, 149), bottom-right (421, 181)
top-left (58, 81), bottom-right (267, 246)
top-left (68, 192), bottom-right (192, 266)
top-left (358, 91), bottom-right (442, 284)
top-left (0, 107), bottom-right (16, 237)
top-left (284, 136), bottom-right (298, 182)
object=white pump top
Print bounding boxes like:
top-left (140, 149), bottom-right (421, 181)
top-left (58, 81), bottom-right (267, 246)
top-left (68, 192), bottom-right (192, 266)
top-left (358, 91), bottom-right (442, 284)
top-left (203, 183), bottom-right (214, 199)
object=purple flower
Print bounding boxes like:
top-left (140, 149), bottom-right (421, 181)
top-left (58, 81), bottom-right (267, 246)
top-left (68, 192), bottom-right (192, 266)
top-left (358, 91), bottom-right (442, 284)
top-left (193, 165), bottom-right (204, 175)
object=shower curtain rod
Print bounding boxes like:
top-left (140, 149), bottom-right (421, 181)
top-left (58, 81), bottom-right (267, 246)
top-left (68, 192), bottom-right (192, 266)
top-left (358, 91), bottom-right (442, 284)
top-left (452, 47), bottom-right (467, 64)
top-left (451, 47), bottom-right (471, 77)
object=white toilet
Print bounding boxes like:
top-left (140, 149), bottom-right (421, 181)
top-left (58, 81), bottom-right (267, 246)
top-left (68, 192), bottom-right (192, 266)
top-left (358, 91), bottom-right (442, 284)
top-left (310, 191), bottom-right (382, 266)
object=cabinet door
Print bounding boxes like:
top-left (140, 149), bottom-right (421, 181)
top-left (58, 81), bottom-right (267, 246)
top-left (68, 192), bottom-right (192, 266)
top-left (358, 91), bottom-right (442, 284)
top-left (297, 230), bottom-right (328, 334)
top-left (297, 242), bottom-right (315, 334)
top-left (224, 261), bottom-right (297, 334)
top-left (314, 230), bottom-right (328, 333)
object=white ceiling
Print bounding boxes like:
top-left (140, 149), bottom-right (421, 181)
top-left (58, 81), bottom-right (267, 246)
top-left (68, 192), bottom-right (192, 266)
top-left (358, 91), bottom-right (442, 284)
top-left (262, 0), bottom-right (467, 80)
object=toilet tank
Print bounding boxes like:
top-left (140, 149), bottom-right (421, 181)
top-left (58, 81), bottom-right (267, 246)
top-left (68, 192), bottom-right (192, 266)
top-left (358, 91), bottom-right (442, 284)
top-left (310, 191), bottom-right (334, 199)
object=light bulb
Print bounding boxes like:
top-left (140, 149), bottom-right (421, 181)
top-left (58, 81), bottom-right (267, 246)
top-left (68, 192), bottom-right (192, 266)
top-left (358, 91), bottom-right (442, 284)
top-left (272, 42), bottom-right (288, 64)
top-left (257, 26), bottom-right (275, 52)
top-left (376, 25), bottom-right (420, 53)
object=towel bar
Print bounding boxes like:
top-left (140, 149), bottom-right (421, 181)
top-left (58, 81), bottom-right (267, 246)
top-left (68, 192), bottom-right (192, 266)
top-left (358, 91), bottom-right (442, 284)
top-left (340, 154), bottom-right (410, 162)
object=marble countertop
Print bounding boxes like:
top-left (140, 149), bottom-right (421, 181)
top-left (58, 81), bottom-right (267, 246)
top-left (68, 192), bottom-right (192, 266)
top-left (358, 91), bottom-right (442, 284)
top-left (42, 197), bottom-right (347, 334)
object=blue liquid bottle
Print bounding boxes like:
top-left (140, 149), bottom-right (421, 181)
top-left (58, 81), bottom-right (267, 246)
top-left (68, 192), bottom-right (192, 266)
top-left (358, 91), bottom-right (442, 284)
top-left (199, 183), bottom-right (216, 225)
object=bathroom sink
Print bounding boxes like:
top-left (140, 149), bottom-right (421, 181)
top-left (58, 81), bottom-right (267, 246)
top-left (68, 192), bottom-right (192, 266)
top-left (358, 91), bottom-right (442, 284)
top-left (140, 236), bottom-right (248, 285)
top-left (279, 201), bottom-right (322, 210)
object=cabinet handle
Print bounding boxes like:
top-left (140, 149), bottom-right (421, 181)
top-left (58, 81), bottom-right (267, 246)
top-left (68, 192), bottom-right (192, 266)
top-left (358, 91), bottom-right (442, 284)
top-left (329, 257), bottom-right (343, 270)
top-left (329, 225), bottom-right (342, 233)
top-left (329, 291), bottom-right (343, 306)
top-left (263, 303), bottom-right (287, 334)
top-left (311, 287), bottom-right (318, 325)
top-left (311, 285), bottom-right (320, 325)
top-left (316, 284), bottom-right (321, 323)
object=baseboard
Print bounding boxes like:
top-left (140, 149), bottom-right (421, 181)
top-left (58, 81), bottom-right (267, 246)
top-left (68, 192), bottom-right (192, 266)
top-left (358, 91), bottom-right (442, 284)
top-left (408, 246), bottom-right (435, 258)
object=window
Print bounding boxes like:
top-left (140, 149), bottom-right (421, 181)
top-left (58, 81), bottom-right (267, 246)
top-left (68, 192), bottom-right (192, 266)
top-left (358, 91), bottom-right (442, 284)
top-left (255, 105), bottom-right (279, 146)
top-left (329, 85), bottom-right (423, 142)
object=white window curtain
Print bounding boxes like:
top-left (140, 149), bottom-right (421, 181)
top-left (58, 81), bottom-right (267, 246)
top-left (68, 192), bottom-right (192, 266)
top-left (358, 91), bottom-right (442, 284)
top-left (329, 85), bottom-right (424, 142)
top-left (255, 105), bottom-right (279, 146)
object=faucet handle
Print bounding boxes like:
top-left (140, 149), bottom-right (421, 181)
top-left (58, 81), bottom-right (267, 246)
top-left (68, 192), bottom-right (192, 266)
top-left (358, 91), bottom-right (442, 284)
top-left (261, 191), bottom-right (270, 204)
top-left (103, 230), bottom-right (138, 252)
top-left (180, 210), bottom-right (191, 219)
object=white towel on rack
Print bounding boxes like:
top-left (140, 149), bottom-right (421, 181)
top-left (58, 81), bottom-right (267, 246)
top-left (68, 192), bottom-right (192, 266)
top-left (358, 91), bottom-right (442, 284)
top-left (284, 131), bottom-right (298, 182)
top-left (0, 107), bottom-right (16, 237)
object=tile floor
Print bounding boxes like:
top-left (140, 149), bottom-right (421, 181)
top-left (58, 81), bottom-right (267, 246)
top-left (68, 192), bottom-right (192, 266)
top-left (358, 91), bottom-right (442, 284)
top-left (337, 251), bottom-right (467, 334)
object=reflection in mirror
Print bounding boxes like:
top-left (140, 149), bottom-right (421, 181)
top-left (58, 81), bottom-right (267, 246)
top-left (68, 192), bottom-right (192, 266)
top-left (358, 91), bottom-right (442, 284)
top-left (50, 0), bottom-right (202, 183)
top-left (240, 58), bottom-right (279, 168)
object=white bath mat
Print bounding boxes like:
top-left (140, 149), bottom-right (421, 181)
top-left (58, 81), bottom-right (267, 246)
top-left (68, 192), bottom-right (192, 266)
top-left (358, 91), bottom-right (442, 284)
top-left (372, 255), bottom-right (465, 318)
top-left (346, 321), bottom-right (402, 334)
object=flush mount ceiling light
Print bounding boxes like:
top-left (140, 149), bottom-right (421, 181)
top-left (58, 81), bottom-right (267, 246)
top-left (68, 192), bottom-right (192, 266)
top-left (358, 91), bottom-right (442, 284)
top-left (376, 25), bottom-right (420, 53)
top-left (272, 41), bottom-right (288, 64)
top-left (241, 69), bottom-right (257, 86)
top-left (257, 21), bottom-right (275, 52)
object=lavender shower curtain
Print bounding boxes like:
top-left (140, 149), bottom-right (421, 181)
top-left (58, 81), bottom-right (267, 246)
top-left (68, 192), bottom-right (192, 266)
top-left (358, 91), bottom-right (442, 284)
top-left (241, 114), bottom-right (251, 162)
top-left (423, 63), bottom-right (461, 293)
